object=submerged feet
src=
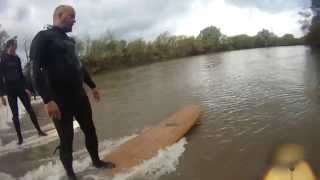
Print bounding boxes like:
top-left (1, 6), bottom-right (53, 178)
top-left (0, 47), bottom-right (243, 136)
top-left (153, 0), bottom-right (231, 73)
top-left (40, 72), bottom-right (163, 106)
top-left (16, 130), bottom-right (46, 145)
top-left (68, 177), bottom-right (78, 180)
top-left (93, 160), bottom-right (116, 169)
top-left (65, 160), bottom-right (115, 180)
top-left (17, 138), bottom-right (23, 145)
top-left (67, 173), bottom-right (78, 180)
top-left (38, 130), bottom-right (47, 136)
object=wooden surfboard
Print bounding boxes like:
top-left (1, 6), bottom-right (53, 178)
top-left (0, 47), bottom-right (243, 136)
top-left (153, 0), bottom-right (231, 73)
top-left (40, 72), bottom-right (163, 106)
top-left (103, 105), bottom-right (201, 175)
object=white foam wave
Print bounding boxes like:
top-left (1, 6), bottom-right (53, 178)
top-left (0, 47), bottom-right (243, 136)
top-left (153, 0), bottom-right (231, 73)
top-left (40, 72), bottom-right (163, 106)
top-left (0, 122), bottom-right (79, 157)
top-left (19, 135), bottom-right (135, 180)
top-left (13, 135), bottom-right (186, 180)
top-left (0, 172), bottom-right (15, 180)
top-left (0, 103), bottom-right (11, 130)
top-left (4, 123), bottom-right (55, 137)
top-left (87, 138), bottom-right (187, 180)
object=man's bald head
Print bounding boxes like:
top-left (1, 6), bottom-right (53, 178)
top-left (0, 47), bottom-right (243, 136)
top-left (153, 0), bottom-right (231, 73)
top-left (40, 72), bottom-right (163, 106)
top-left (53, 5), bottom-right (76, 33)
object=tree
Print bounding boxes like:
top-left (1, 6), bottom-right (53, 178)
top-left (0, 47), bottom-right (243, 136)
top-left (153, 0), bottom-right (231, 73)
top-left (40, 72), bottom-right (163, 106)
top-left (198, 26), bottom-right (221, 42)
top-left (255, 29), bottom-right (278, 47)
top-left (125, 39), bottom-right (147, 65)
top-left (230, 34), bottom-right (255, 50)
top-left (279, 34), bottom-right (297, 46)
top-left (197, 26), bottom-right (222, 52)
top-left (305, 0), bottom-right (320, 47)
top-left (0, 25), bottom-right (9, 54)
top-left (305, 22), bottom-right (320, 47)
top-left (153, 31), bottom-right (173, 58)
top-left (298, 10), bottom-right (312, 33)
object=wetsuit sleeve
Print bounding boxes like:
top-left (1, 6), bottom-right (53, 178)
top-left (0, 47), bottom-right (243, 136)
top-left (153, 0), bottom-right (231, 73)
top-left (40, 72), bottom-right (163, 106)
top-left (17, 57), bottom-right (27, 90)
top-left (83, 66), bottom-right (96, 89)
top-left (30, 32), bottom-right (55, 104)
top-left (0, 56), bottom-right (5, 96)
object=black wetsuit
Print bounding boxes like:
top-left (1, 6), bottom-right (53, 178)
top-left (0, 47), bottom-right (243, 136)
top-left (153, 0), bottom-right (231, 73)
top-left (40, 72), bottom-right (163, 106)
top-left (30, 26), bottom-right (101, 177)
top-left (0, 53), bottom-right (43, 143)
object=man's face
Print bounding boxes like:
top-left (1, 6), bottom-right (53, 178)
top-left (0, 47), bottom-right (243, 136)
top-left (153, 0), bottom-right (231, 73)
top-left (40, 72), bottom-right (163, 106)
top-left (12, 42), bottom-right (17, 51)
top-left (60, 8), bottom-right (76, 32)
top-left (8, 41), bottom-right (17, 53)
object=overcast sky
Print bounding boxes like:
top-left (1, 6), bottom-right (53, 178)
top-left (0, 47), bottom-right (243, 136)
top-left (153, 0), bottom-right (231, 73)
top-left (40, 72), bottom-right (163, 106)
top-left (0, 0), bottom-right (312, 59)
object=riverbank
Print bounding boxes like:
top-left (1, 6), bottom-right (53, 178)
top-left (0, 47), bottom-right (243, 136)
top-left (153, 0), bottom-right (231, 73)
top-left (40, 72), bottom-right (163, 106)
top-left (84, 44), bottom-right (304, 74)
top-left (78, 27), bottom-right (303, 74)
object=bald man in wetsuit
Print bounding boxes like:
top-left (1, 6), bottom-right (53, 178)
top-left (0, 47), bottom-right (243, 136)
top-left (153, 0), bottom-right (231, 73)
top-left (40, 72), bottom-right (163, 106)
top-left (30, 5), bottom-right (115, 180)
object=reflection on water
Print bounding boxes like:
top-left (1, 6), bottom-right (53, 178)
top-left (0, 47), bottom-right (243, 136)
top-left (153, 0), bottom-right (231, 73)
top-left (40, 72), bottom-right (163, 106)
top-left (2, 46), bottom-right (320, 180)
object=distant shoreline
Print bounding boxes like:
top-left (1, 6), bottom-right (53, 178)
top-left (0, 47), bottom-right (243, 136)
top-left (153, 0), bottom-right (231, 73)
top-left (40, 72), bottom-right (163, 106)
top-left (85, 44), bottom-right (305, 75)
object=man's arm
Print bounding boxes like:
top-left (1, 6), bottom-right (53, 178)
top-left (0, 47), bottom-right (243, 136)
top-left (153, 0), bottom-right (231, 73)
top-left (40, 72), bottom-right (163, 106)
top-left (83, 66), bottom-right (96, 89)
top-left (30, 31), bottom-right (61, 119)
top-left (83, 66), bottom-right (101, 102)
top-left (0, 56), bottom-right (7, 106)
top-left (17, 57), bottom-right (28, 91)
top-left (30, 31), bottom-right (55, 104)
top-left (0, 56), bottom-right (6, 97)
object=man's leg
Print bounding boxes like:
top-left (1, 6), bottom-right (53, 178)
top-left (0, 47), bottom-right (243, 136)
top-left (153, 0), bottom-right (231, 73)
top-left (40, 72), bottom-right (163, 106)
top-left (7, 95), bottom-right (23, 144)
top-left (52, 107), bottom-right (76, 178)
top-left (74, 94), bottom-right (115, 169)
top-left (18, 90), bottom-right (46, 136)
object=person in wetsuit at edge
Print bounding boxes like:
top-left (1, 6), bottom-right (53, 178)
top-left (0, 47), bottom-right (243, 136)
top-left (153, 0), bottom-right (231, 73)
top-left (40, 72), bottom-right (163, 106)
top-left (0, 39), bottom-right (47, 145)
top-left (30, 5), bottom-right (115, 180)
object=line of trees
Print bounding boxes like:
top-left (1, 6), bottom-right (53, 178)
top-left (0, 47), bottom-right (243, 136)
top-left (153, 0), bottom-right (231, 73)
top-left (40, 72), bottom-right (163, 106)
top-left (77, 26), bottom-right (303, 73)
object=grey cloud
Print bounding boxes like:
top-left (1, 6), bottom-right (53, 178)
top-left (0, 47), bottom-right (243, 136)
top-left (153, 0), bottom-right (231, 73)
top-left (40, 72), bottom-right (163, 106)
top-left (74, 0), bottom-right (195, 39)
top-left (225, 0), bottom-right (310, 13)
top-left (0, 0), bottom-right (8, 13)
top-left (2, 0), bottom-right (306, 41)
top-left (15, 6), bottom-right (31, 21)
top-left (2, 0), bottom-right (196, 40)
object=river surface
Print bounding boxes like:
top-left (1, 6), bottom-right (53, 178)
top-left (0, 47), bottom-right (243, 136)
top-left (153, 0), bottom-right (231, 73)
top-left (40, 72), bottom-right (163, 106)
top-left (1, 46), bottom-right (320, 180)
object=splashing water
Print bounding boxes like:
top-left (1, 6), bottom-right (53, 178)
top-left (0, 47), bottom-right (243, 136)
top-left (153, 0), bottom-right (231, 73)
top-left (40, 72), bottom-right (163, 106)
top-left (86, 138), bottom-right (187, 180)
top-left (0, 135), bottom-right (187, 180)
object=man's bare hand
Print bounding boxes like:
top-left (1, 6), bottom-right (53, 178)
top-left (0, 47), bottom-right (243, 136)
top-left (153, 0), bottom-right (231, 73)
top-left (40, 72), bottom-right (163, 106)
top-left (92, 88), bottom-right (101, 102)
top-left (0, 96), bottom-right (6, 106)
top-left (45, 101), bottom-right (61, 120)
